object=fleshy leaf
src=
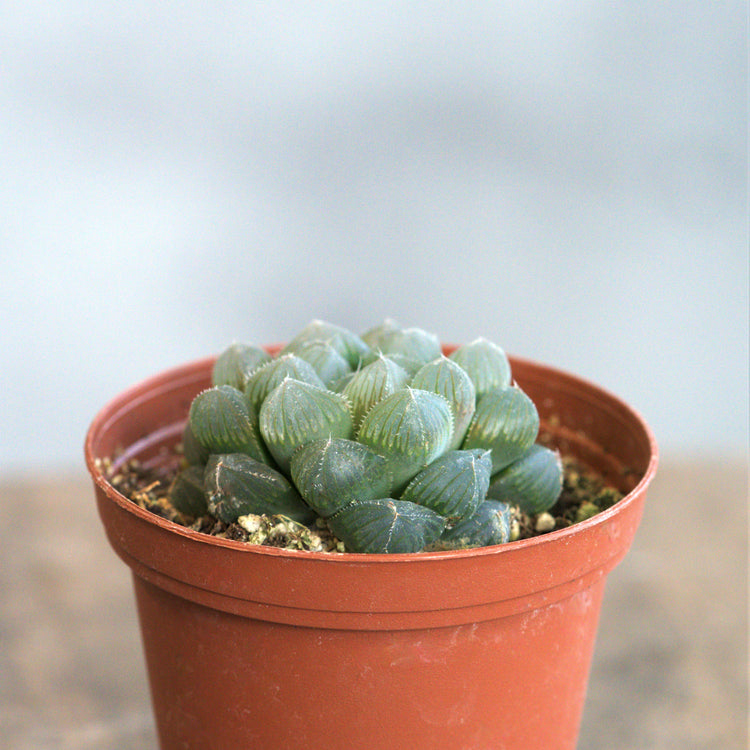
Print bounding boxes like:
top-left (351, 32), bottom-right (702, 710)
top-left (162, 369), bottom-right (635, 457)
top-left (342, 354), bottom-right (410, 427)
top-left (280, 319), bottom-right (371, 369)
top-left (204, 453), bottom-right (315, 524)
top-left (411, 356), bottom-right (476, 450)
top-left (212, 343), bottom-right (271, 390)
top-left (487, 444), bottom-right (563, 514)
top-left (361, 318), bottom-right (401, 349)
top-left (400, 449), bottom-right (491, 522)
top-left (244, 354), bottom-right (325, 412)
top-left (440, 499), bottom-right (513, 549)
top-left (368, 326), bottom-right (442, 375)
top-left (449, 338), bottom-right (512, 397)
top-left (281, 339), bottom-right (352, 388)
top-left (290, 438), bottom-right (392, 518)
top-left (168, 465), bottom-right (208, 517)
top-left (461, 386), bottom-right (539, 473)
top-left (259, 379), bottom-right (353, 474)
top-left (328, 498), bottom-right (445, 553)
top-left (329, 370), bottom-right (356, 393)
top-left (188, 385), bottom-right (272, 465)
top-left (181, 420), bottom-right (210, 466)
top-left (358, 388), bottom-right (454, 492)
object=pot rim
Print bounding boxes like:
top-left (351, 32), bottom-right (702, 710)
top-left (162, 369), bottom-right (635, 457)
top-left (84, 350), bottom-right (659, 565)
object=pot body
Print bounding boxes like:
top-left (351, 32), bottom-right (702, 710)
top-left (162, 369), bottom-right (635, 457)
top-left (85, 351), bottom-right (657, 750)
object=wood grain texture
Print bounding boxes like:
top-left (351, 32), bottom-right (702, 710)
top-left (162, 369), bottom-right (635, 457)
top-left (1, 456), bottom-right (746, 749)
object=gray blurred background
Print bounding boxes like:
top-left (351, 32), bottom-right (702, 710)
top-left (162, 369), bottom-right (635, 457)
top-left (1, 0), bottom-right (747, 472)
top-left (1, 6), bottom-right (747, 750)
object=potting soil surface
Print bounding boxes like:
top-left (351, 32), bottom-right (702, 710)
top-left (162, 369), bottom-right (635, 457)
top-left (100, 451), bottom-right (624, 552)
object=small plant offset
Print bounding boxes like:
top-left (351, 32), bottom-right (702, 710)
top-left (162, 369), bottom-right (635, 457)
top-left (167, 319), bottom-right (565, 553)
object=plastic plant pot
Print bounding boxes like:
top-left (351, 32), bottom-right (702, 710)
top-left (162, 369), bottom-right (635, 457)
top-left (84, 348), bottom-right (658, 750)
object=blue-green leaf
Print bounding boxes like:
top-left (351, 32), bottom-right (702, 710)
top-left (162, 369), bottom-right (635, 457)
top-left (212, 343), bottom-right (271, 390)
top-left (449, 338), bottom-right (511, 397)
top-left (281, 339), bottom-right (352, 389)
top-left (290, 438), bottom-right (392, 518)
top-left (358, 388), bottom-right (453, 491)
top-left (280, 319), bottom-right (371, 369)
top-left (400, 449), bottom-right (491, 522)
top-left (259, 379), bottom-right (353, 474)
top-left (244, 354), bottom-right (325, 412)
top-left (368, 326), bottom-right (442, 375)
top-left (461, 386), bottom-right (539, 473)
top-left (343, 354), bottom-right (410, 427)
top-left (411, 357), bottom-right (476, 450)
top-left (204, 453), bottom-right (315, 524)
top-left (188, 385), bottom-right (272, 465)
top-left (440, 499), bottom-right (513, 549)
top-left (328, 498), bottom-right (445, 553)
top-left (487, 444), bottom-right (563, 514)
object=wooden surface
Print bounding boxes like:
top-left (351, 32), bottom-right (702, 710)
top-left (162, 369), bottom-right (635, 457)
top-left (1, 456), bottom-right (747, 749)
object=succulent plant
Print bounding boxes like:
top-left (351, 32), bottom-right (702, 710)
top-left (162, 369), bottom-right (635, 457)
top-left (169, 320), bottom-right (564, 553)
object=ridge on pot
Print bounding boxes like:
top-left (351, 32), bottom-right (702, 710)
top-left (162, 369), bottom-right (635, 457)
top-left (85, 321), bottom-right (657, 750)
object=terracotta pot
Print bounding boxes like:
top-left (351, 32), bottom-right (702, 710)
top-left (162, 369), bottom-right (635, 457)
top-left (84, 350), bottom-right (657, 750)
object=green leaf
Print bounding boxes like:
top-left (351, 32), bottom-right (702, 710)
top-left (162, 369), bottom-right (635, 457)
top-left (281, 339), bottom-right (352, 389)
top-left (360, 318), bottom-right (401, 349)
top-left (259, 379), bottom-right (353, 474)
top-left (411, 357), bottom-right (476, 450)
top-left (449, 338), bottom-right (511, 397)
top-left (461, 386), bottom-right (539, 473)
top-left (440, 500), bottom-right (512, 549)
top-left (487, 444), bottom-right (563, 514)
top-left (188, 385), bottom-right (272, 465)
top-left (358, 388), bottom-right (454, 492)
top-left (168, 465), bottom-right (208, 517)
top-left (328, 498), bottom-right (445, 553)
top-left (367, 326), bottom-right (442, 375)
top-left (342, 354), bottom-right (410, 427)
top-left (204, 453), bottom-right (315, 524)
top-left (280, 319), bottom-right (371, 369)
top-left (290, 438), bottom-right (392, 518)
top-left (181, 420), bottom-right (210, 466)
top-left (400, 449), bottom-right (491, 522)
top-left (244, 354), bottom-right (325, 412)
top-left (212, 343), bottom-right (271, 390)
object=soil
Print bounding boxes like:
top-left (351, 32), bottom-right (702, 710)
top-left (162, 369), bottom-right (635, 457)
top-left (97, 444), bottom-right (625, 553)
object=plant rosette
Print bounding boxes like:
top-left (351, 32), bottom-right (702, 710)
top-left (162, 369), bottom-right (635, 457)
top-left (85, 320), bottom-right (657, 750)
